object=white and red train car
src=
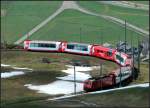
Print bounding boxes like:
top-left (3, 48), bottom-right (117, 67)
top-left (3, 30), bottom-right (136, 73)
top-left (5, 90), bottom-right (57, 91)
top-left (24, 40), bottom-right (133, 92)
top-left (24, 40), bottom-right (132, 67)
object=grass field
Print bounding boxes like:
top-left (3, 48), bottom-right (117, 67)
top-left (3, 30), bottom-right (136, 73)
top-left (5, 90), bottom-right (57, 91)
top-left (1, 1), bottom-right (146, 46)
top-left (1, 50), bottom-right (149, 108)
top-left (1, 50), bottom-right (118, 72)
top-left (29, 9), bottom-right (143, 46)
top-left (2, 87), bottom-right (149, 108)
top-left (1, 1), bottom-right (62, 44)
top-left (1, 50), bottom-right (117, 107)
top-left (131, 1), bottom-right (149, 5)
top-left (1, 1), bottom-right (149, 107)
top-left (77, 1), bottom-right (149, 30)
top-left (69, 87), bottom-right (149, 107)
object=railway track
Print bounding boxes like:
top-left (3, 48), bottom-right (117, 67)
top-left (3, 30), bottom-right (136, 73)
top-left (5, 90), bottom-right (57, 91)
top-left (23, 40), bottom-right (139, 92)
top-left (2, 40), bottom-right (140, 93)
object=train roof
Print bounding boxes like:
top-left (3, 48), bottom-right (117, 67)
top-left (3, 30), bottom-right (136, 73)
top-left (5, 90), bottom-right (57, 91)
top-left (28, 40), bottom-right (61, 44)
top-left (93, 45), bottom-right (116, 52)
top-left (86, 75), bottom-right (110, 81)
top-left (67, 42), bottom-right (92, 46)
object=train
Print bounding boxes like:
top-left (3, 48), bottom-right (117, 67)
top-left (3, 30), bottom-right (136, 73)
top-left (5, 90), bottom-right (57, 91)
top-left (24, 40), bottom-right (134, 92)
top-left (24, 40), bottom-right (132, 67)
top-left (83, 66), bottom-right (133, 92)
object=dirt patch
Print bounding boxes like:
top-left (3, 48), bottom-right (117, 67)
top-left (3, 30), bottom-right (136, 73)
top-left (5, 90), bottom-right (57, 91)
top-left (1, 9), bottom-right (7, 17)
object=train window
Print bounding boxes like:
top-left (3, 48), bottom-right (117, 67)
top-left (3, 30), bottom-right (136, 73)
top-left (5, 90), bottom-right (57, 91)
top-left (38, 43), bottom-right (43, 47)
top-left (116, 54), bottom-right (124, 63)
top-left (30, 43), bottom-right (34, 47)
top-left (34, 43), bottom-right (38, 47)
top-left (48, 44), bottom-right (56, 48)
top-left (38, 43), bottom-right (56, 48)
top-left (67, 44), bottom-right (88, 51)
top-left (118, 72), bottom-right (129, 77)
top-left (82, 46), bottom-right (88, 51)
top-left (67, 44), bottom-right (75, 49)
top-left (76, 45), bottom-right (88, 51)
top-left (30, 43), bottom-right (38, 47)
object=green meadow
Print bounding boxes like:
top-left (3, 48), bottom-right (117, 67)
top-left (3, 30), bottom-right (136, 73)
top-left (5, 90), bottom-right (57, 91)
top-left (77, 1), bottom-right (149, 30)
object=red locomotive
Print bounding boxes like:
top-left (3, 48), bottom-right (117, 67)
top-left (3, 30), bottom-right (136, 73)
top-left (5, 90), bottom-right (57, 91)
top-left (84, 66), bottom-right (133, 92)
top-left (84, 74), bottom-right (116, 92)
top-left (24, 40), bottom-right (133, 92)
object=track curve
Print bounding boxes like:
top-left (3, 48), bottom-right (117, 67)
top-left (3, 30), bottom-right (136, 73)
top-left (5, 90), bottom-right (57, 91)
top-left (24, 40), bottom-right (136, 92)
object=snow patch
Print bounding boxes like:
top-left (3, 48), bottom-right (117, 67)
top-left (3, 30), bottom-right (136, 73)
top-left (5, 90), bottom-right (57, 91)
top-left (1, 64), bottom-right (33, 71)
top-left (25, 80), bottom-right (83, 95)
top-left (1, 64), bottom-right (11, 67)
top-left (1, 71), bottom-right (24, 78)
top-left (57, 65), bottom-right (95, 81)
top-left (12, 66), bottom-right (33, 70)
top-left (25, 65), bottom-right (96, 95)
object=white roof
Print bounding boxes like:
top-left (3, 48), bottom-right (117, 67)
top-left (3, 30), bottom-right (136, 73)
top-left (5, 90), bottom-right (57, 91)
top-left (30, 40), bottom-right (61, 44)
top-left (67, 42), bottom-right (92, 46)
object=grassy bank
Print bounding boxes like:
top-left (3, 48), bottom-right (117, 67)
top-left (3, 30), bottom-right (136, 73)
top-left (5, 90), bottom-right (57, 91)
top-left (1, 1), bottom-right (62, 44)
top-left (2, 3), bottom-right (144, 45)
top-left (1, 50), bottom-right (149, 108)
top-left (1, 50), bottom-right (117, 107)
top-left (29, 9), bottom-right (143, 46)
top-left (2, 87), bottom-right (149, 108)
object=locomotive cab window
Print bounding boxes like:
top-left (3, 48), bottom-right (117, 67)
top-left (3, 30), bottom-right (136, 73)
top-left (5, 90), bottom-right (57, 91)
top-left (107, 50), bottom-right (112, 56)
top-left (107, 52), bottom-right (112, 56)
top-left (85, 81), bottom-right (90, 85)
top-left (116, 54), bottom-right (124, 63)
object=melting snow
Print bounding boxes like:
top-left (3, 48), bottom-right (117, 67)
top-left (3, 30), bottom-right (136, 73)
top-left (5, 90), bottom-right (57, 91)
top-left (1, 64), bottom-right (33, 71)
top-left (57, 65), bottom-right (95, 81)
top-left (25, 65), bottom-right (97, 95)
top-left (25, 80), bottom-right (83, 95)
top-left (1, 71), bottom-right (24, 78)
top-left (12, 66), bottom-right (33, 70)
top-left (1, 64), bottom-right (11, 67)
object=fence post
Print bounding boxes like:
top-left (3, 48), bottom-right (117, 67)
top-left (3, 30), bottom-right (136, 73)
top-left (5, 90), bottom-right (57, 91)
top-left (74, 65), bottom-right (76, 94)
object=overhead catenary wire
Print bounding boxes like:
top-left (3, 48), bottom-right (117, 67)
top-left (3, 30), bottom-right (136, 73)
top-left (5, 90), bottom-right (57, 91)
top-left (125, 20), bottom-right (127, 54)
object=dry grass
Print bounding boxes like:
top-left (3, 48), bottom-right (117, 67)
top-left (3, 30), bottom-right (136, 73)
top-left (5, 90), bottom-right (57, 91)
top-left (1, 50), bottom-right (149, 108)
